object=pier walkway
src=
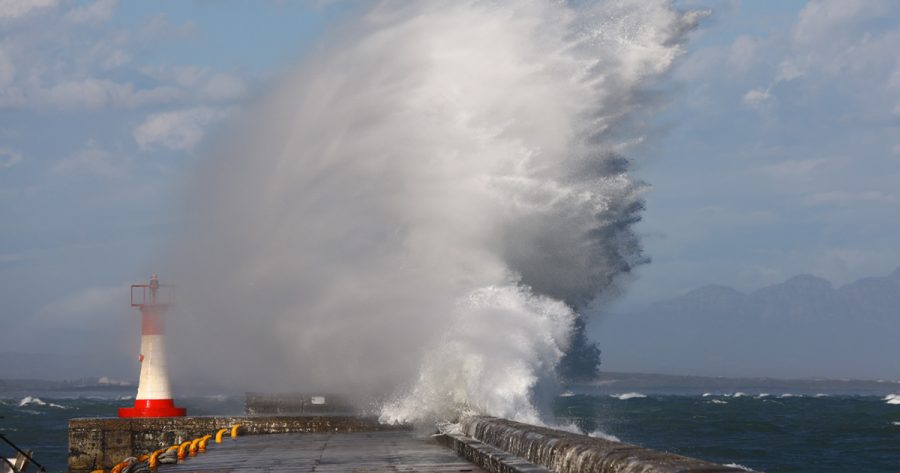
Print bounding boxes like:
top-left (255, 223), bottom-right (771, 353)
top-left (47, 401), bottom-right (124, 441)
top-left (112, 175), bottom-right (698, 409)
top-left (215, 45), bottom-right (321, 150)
top-left (164, 431), bottom-right (486, 473)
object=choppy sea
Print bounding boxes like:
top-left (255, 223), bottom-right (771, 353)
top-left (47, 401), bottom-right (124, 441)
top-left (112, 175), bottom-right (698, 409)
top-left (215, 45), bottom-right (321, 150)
top-left (1, 389), bottom-right (898, 472)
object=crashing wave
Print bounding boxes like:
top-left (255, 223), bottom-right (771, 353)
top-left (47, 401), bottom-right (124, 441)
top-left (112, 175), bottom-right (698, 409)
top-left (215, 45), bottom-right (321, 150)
top-left (610, 392), bottom-right (646, 400)
top-left (884, 394), bottom-right (900, 405)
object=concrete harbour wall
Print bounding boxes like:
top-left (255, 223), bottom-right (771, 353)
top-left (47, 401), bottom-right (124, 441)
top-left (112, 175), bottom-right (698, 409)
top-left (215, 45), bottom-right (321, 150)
top-left (69, 414), bottom-right (757, 473)
top-left (458, 416), bottom-right (754, 473)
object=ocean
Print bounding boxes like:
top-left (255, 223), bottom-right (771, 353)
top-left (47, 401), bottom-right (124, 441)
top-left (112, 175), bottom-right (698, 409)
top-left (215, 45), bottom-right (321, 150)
top-left (1, 388), bottom-right (898, 472)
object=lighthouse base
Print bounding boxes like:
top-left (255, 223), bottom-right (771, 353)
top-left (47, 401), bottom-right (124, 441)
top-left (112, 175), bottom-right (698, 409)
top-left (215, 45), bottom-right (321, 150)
top-left (118, 399), bottom-right (186, 418)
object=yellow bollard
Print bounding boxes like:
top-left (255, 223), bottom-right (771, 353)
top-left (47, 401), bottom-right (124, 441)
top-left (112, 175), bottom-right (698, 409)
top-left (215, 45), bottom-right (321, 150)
top-left (199, 434), bottom-right (213, 452)
top-left (177, 441), bottom-right (191, 460)
top-left (149, 450), bottom-right (163, 469)
top-left (215, 428), bottom-right (228, 444)
top-left (137, 453), bottom-right (150, 462)
top-left (230, 423), bottom-right (242, 439)
top-left (166, 445), bottom-right (179, 452)
top-left (110, 460), bottom-right (131, 473)
top-left (189, 437), bottom-right (202, 456)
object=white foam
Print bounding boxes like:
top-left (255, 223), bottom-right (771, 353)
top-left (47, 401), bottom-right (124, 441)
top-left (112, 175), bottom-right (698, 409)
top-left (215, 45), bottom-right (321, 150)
top-left (779, 393), bottom-right (800, 398)
top-left (708, 399), bottom-right (728, 405)
top-left (165, 0), bottom-right (708, 426)
top-left (884, 394), bottom-right (900, 405)
top-left (702, 393), bottom-right (715, 397)
top-left (724, 462), bottom-right (754, 471)
top-left (18, 396), bottom-right (46, 407)
top-left (729, 392), bottom-right (747, 398)
top-left (892, 421), bottom-right (900, 426)
top-left (611, 392), bottom-right (646, 400)
top-left (559, 391), bottom-right (575, 398)
top-left (588, 430), bottom-right (620, 442)
top-left (757, 393), bottom-right (770, 398)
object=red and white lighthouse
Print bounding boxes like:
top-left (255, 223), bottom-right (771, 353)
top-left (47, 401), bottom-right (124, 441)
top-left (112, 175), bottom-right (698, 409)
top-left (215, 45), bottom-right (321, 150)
top-left (119, 274), bottom-right (186, 418)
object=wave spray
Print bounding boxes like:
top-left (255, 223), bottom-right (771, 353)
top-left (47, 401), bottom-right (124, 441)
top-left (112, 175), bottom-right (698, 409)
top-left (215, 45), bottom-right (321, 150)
top-left (167, 0), bottom-right (704, 425)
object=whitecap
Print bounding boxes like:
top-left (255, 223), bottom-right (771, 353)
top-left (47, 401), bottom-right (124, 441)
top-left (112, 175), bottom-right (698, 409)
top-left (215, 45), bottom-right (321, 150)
top-left (757, 393), bottom-right (770, 398)
top-left (707, 399), bottom-right (728, 405)
top-left (883, 394), bottom-right (900, 405)
top-left (18, 396), bottom-right (46, 407)
top-left (588, 430), bottom-right (620, 442)
top-left (814, 393), bottom-right (828, 398)
top-left (702, 393), bottom-right (715, 397)
top-left (724, 462), bottom-right (754, 471)
top-left (778, 393), bottom-right (799, 398)
top-left (730, 392), bottom-right (747, 398)
top-left (892, 421), bottom-right (900, 426)
top-left (610, 392), bottom-right (646, 400)
top-left (559, 391), bottom-right (575, 398)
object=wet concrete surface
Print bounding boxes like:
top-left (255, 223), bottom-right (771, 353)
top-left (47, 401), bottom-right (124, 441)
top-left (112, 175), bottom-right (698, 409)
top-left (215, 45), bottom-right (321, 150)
top-left (162, 431), bottom-right (486, 473)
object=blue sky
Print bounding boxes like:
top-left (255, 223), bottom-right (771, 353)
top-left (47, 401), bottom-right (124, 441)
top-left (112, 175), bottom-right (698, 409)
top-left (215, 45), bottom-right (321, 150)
top-left (1, 1), bottom-right (898, 372)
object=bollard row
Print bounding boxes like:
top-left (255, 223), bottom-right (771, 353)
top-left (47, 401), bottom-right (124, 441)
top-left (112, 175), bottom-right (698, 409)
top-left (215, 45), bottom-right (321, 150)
top-left (88, 424), bottom-right (242, 473)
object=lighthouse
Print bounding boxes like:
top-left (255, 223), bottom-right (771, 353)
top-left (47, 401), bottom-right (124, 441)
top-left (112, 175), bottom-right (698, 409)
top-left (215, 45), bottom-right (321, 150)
top-left (119, 274), bottom-right (186, 418)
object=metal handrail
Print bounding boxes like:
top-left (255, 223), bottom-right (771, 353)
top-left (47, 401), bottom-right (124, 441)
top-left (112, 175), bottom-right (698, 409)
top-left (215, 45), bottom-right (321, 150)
top-left (0, 433), bottom-right (46, 472)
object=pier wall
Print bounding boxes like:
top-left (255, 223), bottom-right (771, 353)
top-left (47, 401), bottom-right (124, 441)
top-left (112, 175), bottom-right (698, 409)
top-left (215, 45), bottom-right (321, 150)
top-left (67, 416), bottom-right (400, 473)
top-left (70, 415), bottom-right (756, 473)
top-left (455, 416), bottom-right (751, 473)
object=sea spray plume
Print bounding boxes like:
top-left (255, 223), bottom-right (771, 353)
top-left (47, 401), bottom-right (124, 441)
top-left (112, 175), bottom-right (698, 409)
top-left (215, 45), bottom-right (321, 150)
top-left (165, 0), bottom-right (705, 425)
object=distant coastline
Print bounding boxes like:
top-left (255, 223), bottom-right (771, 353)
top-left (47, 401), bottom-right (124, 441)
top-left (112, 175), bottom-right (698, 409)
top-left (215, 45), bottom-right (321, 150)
top-left (575, 371), bottom-right (900, 396)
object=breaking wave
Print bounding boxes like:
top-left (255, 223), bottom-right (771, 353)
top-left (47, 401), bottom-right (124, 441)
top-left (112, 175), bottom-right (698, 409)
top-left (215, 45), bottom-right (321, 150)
top-left (611, 392), bottom-right (647, 400)
top-left (168, 0), bottom-right (705, 425)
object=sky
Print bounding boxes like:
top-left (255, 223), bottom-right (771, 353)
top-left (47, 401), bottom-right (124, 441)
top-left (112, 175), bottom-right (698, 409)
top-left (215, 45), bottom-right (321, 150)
top-left (1, 0), bottom-right (899, 379)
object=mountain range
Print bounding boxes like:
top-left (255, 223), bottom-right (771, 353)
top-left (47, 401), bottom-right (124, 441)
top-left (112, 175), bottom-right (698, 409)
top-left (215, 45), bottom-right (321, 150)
top-left (593, 268), bottom-right (900, 380)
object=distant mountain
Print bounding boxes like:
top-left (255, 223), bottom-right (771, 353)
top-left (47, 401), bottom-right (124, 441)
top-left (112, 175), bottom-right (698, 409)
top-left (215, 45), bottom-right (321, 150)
top-left (594, 268), bottom-right (900, 380)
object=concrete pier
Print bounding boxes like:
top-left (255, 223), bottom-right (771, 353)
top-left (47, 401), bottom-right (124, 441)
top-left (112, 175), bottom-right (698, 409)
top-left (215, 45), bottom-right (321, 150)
top-left (69, 415), bottom-right (757, 473)
top-left (67, 416), bottom-right (401, 472)
top-left (162, 431), bottom-right (491, 472)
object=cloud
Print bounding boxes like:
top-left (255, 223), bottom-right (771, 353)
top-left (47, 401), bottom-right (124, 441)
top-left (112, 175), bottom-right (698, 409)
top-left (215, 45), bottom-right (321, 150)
top-left (761, 159), bottom-right (826, 178)
top-left (64, 0), bottom-right (118, 25)
top-left (742, 87), bottom-right (771, 109)
top-left (0, 0), bottom-right (57, 20)
top-left (0, 147), bottom-right (22, 168)
top-left (805, 191), bottom-right (897, 206)
top-left (39, 79), bottom-right (181, 110)
top-left (201, 73), bottom-right (247, 102)
top-left (0, 44), bottom-right (14, 86)
top-left (133, 107), bottom-right (233, 151)
top-left (53, 140), bottom-right (126, 177)
top-left (139, 13), bottom-right (197, 41)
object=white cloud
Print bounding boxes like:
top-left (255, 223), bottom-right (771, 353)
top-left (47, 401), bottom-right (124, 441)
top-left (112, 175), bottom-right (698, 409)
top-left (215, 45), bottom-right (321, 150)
top-left (53, 140), bottom-right (126, 177)
top-left (0, 0), bottom-right (57, 20)
top-left (39, 79), bottom-right (181, 110)
top-left (64, 0), bottom-right (118, 25)
top-left (742, 87), bottom-right (771, 109)
top-left (761, 159), bottom-right (826, 178)
top-left (133, 107), bottom-right (233, 151)
top-left (139, 64), bottom-right (207, 87)
top-left (775, 60), bottom-right (802, 82)
top-left (36, 285), bottom-right (124, 326)
top-left (0, 147), bottom-right (22, 168)
top-left (806, 191), bottom-right (897, 206)
top-left (202, 73), bottom-right (247, 102)
top-left (0, 44), bottom-right (14, 85)
top-left (728, 35), bottom-right (758, 73)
